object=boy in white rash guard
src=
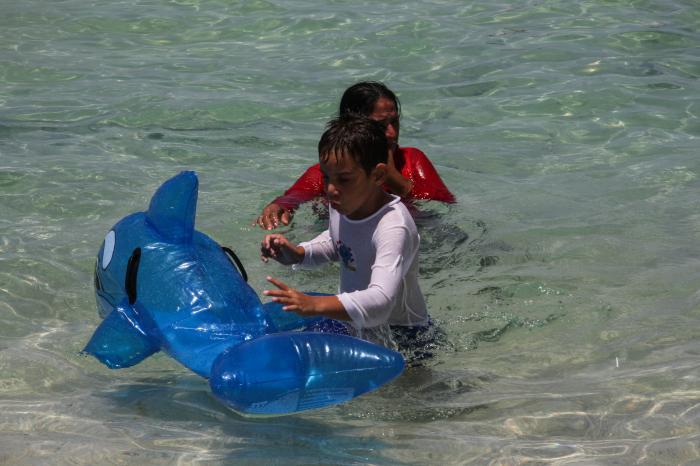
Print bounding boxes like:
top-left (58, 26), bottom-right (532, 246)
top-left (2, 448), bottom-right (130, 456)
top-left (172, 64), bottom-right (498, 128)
top-left (260, 115), bottom-right (429, 349)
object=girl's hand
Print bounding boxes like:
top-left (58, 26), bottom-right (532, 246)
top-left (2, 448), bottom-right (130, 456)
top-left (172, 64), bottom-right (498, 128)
top-left (255, 202), bottom-right (292, 230)
top-left (384, 148), bottom-right (413, 197)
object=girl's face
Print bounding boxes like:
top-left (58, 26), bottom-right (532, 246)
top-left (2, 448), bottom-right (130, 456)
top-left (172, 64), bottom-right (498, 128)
top-left (369, 97), bottom-right (400, 150)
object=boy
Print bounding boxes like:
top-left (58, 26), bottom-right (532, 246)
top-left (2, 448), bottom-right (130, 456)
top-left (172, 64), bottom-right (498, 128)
top-left (260, 115), bottom-right (429, 349)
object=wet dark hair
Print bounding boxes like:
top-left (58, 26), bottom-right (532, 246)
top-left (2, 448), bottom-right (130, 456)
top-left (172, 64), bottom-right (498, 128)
top-left (338, 81), bottom-right (401, 118)
top-left (318, 115), bottom-right (388, 174)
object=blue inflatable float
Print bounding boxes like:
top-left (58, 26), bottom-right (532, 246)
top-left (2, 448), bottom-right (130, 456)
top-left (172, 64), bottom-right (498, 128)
top-left (84, 171), bottom-right (404, 416)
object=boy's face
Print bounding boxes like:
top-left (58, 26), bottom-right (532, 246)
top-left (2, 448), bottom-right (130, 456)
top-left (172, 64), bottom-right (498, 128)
top-left (320, 151), bottom-right (386, 220)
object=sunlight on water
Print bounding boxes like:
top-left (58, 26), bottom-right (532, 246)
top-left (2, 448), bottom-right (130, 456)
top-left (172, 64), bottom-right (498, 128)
top-left (1, 0), bottom-right (700, 464)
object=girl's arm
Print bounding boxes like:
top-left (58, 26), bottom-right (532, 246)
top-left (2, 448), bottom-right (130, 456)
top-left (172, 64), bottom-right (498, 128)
top-left (402, 148), bottom-right (456, 203)
top-left (256, 164), bottom-right (325, 229)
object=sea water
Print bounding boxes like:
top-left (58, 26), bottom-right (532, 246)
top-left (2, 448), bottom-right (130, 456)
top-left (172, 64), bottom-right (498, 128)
top-left (1, 0), bottom-right (699, 464)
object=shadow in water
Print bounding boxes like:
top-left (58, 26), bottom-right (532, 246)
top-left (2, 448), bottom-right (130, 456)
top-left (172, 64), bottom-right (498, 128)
top-left (94, 374), bottom-right (412, 464)
top-left (336, 365), bottom-right (496, 423)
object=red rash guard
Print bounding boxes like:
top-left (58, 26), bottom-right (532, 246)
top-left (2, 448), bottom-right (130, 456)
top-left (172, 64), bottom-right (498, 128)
top-left (272, 147), bottom-right (455, 211)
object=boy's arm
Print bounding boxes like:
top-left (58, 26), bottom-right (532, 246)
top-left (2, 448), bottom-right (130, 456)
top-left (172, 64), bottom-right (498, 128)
top-left (260, 234), bottom-right (304, 265)
top-left (264, 277), bottom-right (351, 321)
top-left (264, 223), bottom-right (416, 325)
top-left (261, 227), bottom-right (338, 266)
top-left (296, 229), bottom-right (338, 267)
top-left (263, 216), bottom-right (345, 317)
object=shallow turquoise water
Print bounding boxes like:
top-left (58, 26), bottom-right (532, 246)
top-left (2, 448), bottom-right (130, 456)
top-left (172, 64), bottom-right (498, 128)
top-left (1, 0), bottom-right (699, 464)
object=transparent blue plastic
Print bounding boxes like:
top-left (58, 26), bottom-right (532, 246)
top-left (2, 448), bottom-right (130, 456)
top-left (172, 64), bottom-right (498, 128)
top-left (84, 171), bottom-right (404, 415)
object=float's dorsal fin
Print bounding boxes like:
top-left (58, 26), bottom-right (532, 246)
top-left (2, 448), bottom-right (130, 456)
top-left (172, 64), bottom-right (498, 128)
top-left (146, 171), bottom-right (198, 243)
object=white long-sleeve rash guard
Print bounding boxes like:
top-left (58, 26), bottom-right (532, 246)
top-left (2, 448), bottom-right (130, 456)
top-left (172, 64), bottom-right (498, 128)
top-left (298, 195), bottom-right (429, 330)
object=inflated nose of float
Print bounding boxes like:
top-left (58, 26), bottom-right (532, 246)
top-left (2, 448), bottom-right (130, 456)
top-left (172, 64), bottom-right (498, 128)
top-left (209, 332), bottom-right (405, 416)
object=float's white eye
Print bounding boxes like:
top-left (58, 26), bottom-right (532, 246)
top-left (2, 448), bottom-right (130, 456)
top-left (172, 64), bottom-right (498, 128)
top-left (102, 230), bottom-right (116, 270)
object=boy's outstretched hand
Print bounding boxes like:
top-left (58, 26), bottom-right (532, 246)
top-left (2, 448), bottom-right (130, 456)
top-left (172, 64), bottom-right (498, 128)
top-left (264, 276), bottom-right (349, 321)
top-left (260, 234), bottom-right (304, 265)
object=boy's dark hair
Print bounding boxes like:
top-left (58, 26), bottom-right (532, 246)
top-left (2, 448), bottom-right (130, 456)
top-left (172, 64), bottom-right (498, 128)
top-left (339, 81), bottom-right (401, 118)
top-left (318, 115), bottom-right (388, 174)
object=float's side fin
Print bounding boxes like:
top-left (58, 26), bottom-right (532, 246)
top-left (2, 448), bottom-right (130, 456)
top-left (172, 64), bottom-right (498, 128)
top-left (83, 302), bottom-right (159, 368)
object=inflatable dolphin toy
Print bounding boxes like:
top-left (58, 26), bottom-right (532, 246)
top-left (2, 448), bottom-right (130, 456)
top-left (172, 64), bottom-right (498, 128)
top-left (84, 171), bottom-right (404, 416)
